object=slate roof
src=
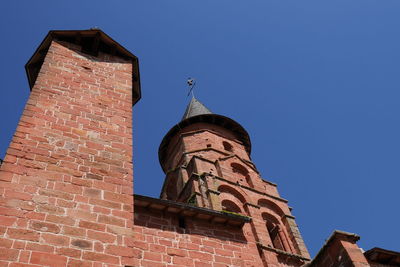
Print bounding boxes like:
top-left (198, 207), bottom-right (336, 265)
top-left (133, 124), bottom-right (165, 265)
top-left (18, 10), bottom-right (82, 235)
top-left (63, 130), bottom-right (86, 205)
top-left (181, 97), bottom-right (212, 120)
top-left (364, 247), bottom-right (400, 266)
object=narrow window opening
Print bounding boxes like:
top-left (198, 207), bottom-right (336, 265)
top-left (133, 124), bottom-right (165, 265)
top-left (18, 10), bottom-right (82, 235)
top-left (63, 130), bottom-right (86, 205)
top-left (178, 216), bottom-right (186, 229)
top-left (267, 221), bottom-right (285, 250)
top-left (262, 213), bottom-right (290, 252)
top-left (206, 144), bottom-right (212, 148)
top-left (82, 65), bottom-right (92, 71)
top-left (231, 163), bottom-right (253, 187)
top-left (223, 141), bottom-right (233, 152)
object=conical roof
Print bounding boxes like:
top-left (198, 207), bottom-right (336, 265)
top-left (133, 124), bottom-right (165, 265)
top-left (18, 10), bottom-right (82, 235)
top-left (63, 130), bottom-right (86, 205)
top-left (181, 97), bottom-right (212, 120)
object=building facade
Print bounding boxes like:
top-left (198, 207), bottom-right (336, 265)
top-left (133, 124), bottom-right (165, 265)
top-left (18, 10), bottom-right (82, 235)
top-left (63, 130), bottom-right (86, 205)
top-left (0, 29), bottom-right (398, 267)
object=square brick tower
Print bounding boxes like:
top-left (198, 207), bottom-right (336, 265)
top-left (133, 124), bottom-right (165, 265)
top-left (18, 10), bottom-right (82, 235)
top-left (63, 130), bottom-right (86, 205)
top-left (0, 29), bottom-right (140, 266)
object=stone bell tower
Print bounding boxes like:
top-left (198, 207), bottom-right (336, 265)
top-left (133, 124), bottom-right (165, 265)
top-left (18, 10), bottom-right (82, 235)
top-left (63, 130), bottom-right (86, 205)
top-left (0, 29), bottom-right (140, 266)
top-left (159, 97), bottom-right (310, 266)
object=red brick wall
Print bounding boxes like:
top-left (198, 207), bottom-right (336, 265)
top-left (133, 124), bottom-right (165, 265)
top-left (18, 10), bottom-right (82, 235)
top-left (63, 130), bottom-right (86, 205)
top-left (133, 207), bottom-right (264, 267)
top-left (0, 40), bottom-right (134, 266)
top-left (160, 121), bottom-right (310, 265)
top-left (133, 206), bottom-right (313, 267)
top-left (309, 232), bottom-right (370, 267)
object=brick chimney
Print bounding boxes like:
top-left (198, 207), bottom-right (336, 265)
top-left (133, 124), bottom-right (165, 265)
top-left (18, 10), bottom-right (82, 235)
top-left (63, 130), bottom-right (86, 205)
top-left (0, 29), bottom-right (140, 266)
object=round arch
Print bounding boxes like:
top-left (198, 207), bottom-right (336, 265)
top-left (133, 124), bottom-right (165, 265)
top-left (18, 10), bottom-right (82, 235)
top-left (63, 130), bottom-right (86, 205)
top-left (230, 162), bottom-right (253, 187)
top-left (261, 211), bottom-right (293, 253)
top-left (221, 199), bottom-right (242, 213)
top-left (261, 212), bottom-right (280, 224)
top-left (223, 141), bottom-right (233, 152)
top-left (258, 198), bottom-right (285, 218)
top-left (218, 184), bottom-right (247, 204)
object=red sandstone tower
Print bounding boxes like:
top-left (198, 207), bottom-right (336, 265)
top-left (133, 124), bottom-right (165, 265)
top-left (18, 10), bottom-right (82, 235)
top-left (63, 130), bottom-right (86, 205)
top-left (0, 29), bottom-right (140, 266)
top-left (157, 97), bottom-right (310, 265)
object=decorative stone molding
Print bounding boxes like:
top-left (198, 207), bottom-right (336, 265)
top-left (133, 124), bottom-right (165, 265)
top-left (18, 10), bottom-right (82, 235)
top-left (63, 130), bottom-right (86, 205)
top-left (212, 175), bottom-right (289, 203)
top-left (257, 242), bottom-right (310, 261)
top-left (283, 214), bottom-right (296, 220)
top-left (206, 189), bottom-right (220, 195)
top-left (244, 202), bottom-right (260, 209)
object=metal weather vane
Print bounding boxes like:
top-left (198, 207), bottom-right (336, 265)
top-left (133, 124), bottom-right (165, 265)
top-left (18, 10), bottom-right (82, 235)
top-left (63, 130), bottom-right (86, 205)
top-left (187, 77), bottom-right (196, 97)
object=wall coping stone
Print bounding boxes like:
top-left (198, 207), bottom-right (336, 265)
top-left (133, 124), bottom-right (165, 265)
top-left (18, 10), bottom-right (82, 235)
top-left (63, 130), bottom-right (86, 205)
top-left (134, 194), bottom-right (251, 227)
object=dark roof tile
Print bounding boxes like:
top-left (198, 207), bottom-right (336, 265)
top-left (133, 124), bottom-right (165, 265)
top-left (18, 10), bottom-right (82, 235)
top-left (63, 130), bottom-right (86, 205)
top-left (181, 97), bottom-right (212, 120)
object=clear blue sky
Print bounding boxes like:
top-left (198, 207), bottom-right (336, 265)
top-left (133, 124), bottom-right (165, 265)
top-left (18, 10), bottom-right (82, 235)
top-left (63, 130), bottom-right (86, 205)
top-left (0, 1), bottom-right (399, 256)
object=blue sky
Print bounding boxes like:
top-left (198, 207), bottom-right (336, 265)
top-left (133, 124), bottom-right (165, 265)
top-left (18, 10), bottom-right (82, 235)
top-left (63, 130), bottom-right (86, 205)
top-left (0, 1), bottom-right (399, 256)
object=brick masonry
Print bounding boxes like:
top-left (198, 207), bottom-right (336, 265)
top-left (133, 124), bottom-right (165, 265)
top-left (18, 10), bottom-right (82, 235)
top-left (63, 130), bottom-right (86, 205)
top-left (158, 119), bottom-right (310, 266)
top-left (0, 29), bottom-right (398, 267)
top-left (307, 231), bottom-right (370, 267)
top-left (0, 34), bottom-right (135, 266)
top-left (133, 206), bottom-right (264, 267)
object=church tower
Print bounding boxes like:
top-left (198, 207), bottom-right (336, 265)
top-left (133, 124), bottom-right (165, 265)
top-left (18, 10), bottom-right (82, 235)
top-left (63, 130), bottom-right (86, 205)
top-left (159, 97), bottom-right (310, 265)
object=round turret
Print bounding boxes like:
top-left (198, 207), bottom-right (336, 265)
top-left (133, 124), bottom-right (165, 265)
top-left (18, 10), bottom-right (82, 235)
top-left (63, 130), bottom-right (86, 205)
top-left (158, 97), bottom-right (251, 173)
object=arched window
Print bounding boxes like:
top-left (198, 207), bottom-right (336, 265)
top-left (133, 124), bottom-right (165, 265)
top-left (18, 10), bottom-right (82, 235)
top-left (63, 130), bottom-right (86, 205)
top-left (223, 141), bottom-right (233, 152)
top-left (218, 185), bottom-right (246, 204)
top-left (258, 199), bottom-right (285, 218)
top-left (266, 220), bottom-right (285, 250)
top-left (221, 200), bottom-right (241, 213)
top-left (262, 213), bottom-right (290, 252)
top-left (231, 163), bottom-right (253, 187)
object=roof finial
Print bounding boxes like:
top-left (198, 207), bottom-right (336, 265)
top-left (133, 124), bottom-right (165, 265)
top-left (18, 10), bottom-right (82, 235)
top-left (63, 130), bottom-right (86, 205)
top-left (187, 77), bottom-right (196, 98)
